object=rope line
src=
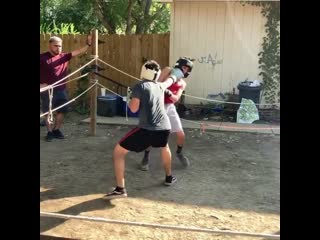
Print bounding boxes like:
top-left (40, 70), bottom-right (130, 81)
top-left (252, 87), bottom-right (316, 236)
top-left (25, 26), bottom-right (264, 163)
top-left (39, 58), bottom-right (280, 131)
top-left (40, 81), bottom-right (97, 118)
top-left (40, 211), bottom-right (280, 239)
top-left (96, 58), bottom-right (279, 107)
top-left (48, 87), bottom-right (54, 124)
top-left (40, 58), bottom-right (96, 93)
top-left (96, 82), bottom-right (124, 99)
top-left (183, 93), bottom-right (279, 107)
top-left (95, 77), bottom-right (279, 132)
top-left (180, 118), bottom-right (280, 131)
top-left (97, 58), bottom-right (142, 82)
top-left (53, 73), bottom-right (89, 89)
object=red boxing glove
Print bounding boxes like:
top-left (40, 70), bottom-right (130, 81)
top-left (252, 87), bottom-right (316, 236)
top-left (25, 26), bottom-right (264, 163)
top-left (165, 89), bottom-right (173, 97)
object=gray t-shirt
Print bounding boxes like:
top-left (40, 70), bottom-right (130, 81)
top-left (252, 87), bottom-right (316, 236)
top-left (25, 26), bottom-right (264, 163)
top-left (131, 80), bottom-right (171, 131)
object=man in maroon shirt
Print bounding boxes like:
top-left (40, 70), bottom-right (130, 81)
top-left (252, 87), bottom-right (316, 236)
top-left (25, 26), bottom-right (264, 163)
top-left (40, 35), bottom-right (92, 141)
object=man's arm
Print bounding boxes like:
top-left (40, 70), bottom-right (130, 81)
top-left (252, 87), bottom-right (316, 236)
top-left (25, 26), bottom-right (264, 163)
top-left (127, 84), bottom-right (142, 113)
top-left (128, 98), bottom-right (140, 113)
top-left (71, 34), bottom-right (92, 57)
top-left (159, 68), bottom-right (184, 89)
top-left (158, 67), bottom-right (172, 82)
top-left (159, 77), bottom-right (175, 90)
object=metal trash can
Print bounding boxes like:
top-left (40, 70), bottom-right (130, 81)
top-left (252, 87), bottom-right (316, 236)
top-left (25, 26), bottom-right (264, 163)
top-left (237, 82), bottom-right (261, 105)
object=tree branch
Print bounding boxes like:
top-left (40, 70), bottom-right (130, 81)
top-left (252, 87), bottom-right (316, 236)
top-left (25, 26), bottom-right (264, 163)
top-left (93, 0), bottom-right (116, 34)
top-left (125, 0), bottom-right (135, 34)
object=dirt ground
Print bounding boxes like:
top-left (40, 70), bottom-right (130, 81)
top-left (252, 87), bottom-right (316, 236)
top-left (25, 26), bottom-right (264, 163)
top-left (40, 113), bottom-right (280, 240)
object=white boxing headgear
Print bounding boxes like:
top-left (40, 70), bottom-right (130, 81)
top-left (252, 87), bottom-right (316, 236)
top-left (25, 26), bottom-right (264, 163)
top-left (140, 60), bottom-right (161, 82)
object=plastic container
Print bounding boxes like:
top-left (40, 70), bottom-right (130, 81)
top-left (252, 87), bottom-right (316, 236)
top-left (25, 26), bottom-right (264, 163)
top-left (97, 94), bottom-right (117, 117)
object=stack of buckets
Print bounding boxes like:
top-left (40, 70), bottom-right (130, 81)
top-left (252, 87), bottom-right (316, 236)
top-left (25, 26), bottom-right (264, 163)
top-left (97, 88), bottom-right (139, 117)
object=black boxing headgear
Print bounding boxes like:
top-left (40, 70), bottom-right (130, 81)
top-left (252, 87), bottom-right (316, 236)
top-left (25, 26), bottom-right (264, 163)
top-left (174, 57), bottom-right (194, 78)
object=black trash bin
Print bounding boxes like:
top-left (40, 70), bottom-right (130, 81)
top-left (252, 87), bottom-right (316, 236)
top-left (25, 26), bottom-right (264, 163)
top-left (237, 82), bottom-right (261, 105)
top-left (97, 94), bottom-right (117, 117)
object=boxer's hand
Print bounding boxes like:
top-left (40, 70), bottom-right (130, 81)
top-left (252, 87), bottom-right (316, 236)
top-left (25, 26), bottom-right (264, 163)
top-left (165, 89), bottom-right (173, 97)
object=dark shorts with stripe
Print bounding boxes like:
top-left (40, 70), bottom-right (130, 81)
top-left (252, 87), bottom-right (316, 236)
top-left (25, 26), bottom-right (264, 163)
top-left (119, 127), bottom-right (170, 152)
top-left (40, 88), bottom-right (69, 114)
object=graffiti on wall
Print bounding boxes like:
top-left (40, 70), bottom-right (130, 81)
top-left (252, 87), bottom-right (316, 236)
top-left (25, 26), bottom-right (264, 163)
top-left (197, 53), bottom-right (223, 67)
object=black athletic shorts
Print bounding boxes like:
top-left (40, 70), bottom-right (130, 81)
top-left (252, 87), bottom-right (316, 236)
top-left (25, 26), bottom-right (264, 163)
top-left (119, 127), bottom-right (170, 152)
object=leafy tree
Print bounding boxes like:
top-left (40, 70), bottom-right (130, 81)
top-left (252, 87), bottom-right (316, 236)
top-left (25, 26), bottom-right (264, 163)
top-left (40, 0), bottom-right (170, 34)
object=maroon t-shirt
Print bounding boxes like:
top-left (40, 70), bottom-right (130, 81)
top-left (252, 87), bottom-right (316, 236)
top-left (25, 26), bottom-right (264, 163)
top-left (40, 52), bottom-right (72, 90)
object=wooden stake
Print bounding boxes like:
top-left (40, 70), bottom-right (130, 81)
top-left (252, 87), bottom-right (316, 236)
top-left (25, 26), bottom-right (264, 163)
top-left (89, 30), bottom-right (98, 136)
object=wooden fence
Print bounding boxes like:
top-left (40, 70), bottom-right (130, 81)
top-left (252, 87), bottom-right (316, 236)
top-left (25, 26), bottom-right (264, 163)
top-left (40, 33), bottom-right (170, 96)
